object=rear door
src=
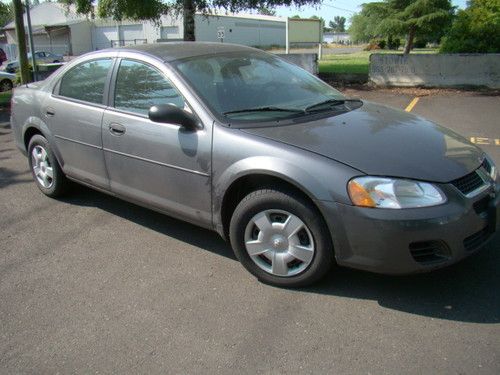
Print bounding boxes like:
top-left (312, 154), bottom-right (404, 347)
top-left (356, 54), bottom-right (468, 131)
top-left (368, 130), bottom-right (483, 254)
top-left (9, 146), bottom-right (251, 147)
top-left (44, 58), bottom-right (114, 189)
top-left (101, 57), bottom-right (212, 226)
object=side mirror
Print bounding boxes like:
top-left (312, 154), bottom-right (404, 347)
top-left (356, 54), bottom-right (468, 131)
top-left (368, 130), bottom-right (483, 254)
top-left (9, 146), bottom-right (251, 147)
top-left (148, 104), bottom-right (198, 130)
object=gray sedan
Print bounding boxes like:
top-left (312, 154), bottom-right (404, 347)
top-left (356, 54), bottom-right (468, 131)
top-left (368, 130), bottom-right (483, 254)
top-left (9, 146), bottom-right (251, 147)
top-left (11, 43), bottom-right (499, 287)
top-left (5, 51), bottom-right (63, 73)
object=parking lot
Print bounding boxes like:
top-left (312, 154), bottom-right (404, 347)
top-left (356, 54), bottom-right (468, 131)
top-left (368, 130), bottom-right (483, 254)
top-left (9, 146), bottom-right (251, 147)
top-left (1, 89), bottom-right (499, 374)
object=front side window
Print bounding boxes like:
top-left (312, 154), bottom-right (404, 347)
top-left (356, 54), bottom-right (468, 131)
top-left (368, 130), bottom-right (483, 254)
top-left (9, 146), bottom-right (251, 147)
top-left (59, 59), bottom-right (112, 105)
top-left (114, 59), bottom-right (185, 115)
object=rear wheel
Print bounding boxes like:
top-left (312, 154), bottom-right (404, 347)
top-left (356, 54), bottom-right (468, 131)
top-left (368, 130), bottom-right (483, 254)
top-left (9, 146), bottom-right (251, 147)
top-left (28, 134), bottom-right (69, 197)
top-left (229, 189), bottom-right (334, 287)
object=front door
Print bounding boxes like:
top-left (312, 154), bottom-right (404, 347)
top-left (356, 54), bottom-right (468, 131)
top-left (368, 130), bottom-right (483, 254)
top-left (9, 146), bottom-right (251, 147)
top-left (101, 58), bottom-right (212, 226)
top-left (44, 58), bottom-right (113, 189)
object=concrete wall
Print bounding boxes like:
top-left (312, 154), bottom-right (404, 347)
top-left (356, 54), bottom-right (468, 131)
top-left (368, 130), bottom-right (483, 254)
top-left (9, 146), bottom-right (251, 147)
top-left (276, 53), bottom-right (318, 75)
top-left (370, 54), bottom-right (500, 89)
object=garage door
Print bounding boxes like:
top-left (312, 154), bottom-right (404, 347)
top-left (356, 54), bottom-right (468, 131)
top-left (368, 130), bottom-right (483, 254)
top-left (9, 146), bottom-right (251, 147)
top-left (120, 24), bottom-right (144, 44)
top-left (93, 26), bottom-right (118, 50)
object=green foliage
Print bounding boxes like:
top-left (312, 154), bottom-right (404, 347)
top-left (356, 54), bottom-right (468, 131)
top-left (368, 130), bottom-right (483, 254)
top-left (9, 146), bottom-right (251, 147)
top-left (329, 16), bottom-right (346, 32)
top-left (257, 6), bottom-right (276, 16)
top-left (387, 35), bottom-right (401, 49)
top-left (0, 1), bottom-right (13, 27)
top-left (60, 1), bottom-right (322, 21)
top-left (348, 2), bottom-right (390, 43)
top-left (441, 0), bottom-right (500, 53)
top-left (349, 0), bottom-right (453, 52)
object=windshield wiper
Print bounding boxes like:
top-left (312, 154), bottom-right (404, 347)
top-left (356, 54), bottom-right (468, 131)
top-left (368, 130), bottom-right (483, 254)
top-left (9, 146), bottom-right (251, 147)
top-left (304, 98), bottom-right (346, 113)
top-left (223, 106), bottom-right (305, 116)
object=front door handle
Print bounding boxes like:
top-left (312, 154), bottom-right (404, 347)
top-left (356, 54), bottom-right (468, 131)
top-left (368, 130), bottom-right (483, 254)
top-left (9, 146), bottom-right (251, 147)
top-left (109, 123), bottom-right (126, 136)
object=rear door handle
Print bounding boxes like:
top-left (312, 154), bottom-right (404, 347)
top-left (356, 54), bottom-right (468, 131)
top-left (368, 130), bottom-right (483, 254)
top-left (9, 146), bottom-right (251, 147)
top-left (46, 107), bottom-right (55, 117)
top-left (109, 123), bottom-right (126, 136)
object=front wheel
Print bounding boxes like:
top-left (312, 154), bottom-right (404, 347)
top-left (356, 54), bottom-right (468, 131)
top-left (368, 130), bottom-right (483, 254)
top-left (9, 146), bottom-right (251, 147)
top-left (229, 189), bottom-right (334, 287)
top-left (28, 134), bottom-right (69, 197)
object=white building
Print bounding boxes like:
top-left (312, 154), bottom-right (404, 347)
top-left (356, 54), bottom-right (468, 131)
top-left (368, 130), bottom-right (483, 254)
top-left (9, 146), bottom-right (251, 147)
top-left (323, 32), bottom-right (351, 44)
top-left (2, 2), bottom-right (287, 59)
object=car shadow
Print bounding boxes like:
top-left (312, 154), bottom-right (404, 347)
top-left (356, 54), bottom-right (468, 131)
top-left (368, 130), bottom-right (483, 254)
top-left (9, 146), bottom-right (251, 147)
top-left (60, 184), bottom-right (236, 261)
top-left (303, 243), bottom-right (500, 324)
top-left (62, 184), bottom-right (499, 324)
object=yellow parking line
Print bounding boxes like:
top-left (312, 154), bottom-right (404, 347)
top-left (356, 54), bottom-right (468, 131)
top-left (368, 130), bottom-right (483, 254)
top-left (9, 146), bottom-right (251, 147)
top-left (405, 97), bottom-right (420, 112)
top-left (469, 137), bottom-right (500, 146)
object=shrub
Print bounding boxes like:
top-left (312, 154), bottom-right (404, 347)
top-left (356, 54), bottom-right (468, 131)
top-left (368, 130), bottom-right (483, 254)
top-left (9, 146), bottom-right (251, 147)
top-left (387, 36), bottom-right (401, 50)
top-left (441, 0), bottom-right (500, 53)
top-left (365, 39), bottom-right (386, 50)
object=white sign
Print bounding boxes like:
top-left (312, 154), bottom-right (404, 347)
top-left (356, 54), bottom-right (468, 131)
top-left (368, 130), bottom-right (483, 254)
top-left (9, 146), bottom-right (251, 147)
top-left (217, 26), bottom-right (225, 40)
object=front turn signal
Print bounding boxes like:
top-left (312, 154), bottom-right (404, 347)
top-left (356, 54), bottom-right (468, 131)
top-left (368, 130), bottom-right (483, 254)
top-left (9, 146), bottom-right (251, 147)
top-left (348, 180), bottom-right (376, 208)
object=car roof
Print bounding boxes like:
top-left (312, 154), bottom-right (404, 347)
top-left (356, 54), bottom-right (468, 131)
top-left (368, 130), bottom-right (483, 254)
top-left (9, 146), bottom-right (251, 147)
top-left (106, 42), bottom-right (260, 62)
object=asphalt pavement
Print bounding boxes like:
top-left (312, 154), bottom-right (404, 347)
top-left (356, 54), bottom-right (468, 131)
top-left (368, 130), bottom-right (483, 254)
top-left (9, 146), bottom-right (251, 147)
top-left (0, 90), bottom-right (499, 374)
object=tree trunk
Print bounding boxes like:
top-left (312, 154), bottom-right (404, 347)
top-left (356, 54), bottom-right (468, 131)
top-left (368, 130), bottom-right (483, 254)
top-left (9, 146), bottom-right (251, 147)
top-left (13, 0), bottom-right (30, 83)
top-left (183, 0), bottom-right (195, 41)
top-left (403, 26), bottom-right (416, 55)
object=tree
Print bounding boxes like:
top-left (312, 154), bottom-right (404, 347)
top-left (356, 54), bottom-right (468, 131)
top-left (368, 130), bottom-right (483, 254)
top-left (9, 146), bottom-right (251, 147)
top-left (13, 0), bottom-right (30, 83)
top-left (349, 0), bottom-right (453, 53)
top-left (348, 2), bottom-right (389, 43)
top-left (0, 2), bottom-right (13, 27)
top-left (441, 0), bottom-right (500, 53)
top-left (60, 1), bottom-right (323, 41)
top-left (257, 6), bottom-right (276, 16)
top-left (290, 14), bottom-right (301, 19)
top-left (329, 16), bottom-right (346, 32)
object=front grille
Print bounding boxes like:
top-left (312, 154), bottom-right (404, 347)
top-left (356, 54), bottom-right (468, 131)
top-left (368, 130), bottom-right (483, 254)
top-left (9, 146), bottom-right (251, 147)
top-left (451, 170), bottom-right (484, 195)
top-left (482, 158), bottom-right (492, 174)
top-left (473, 195), bottom-right (491, 216)
top-left (463, 227), bottom-right (491, 252)
top-left (409, 241), bottom-right (451, 264)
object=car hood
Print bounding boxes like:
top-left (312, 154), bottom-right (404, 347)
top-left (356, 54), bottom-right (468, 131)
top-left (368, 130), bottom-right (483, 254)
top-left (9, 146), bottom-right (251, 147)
top-left (241, 101), bottom-right (483, 183)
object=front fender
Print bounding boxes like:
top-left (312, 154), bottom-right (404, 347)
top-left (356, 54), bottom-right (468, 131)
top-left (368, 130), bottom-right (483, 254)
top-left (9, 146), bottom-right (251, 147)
top-left (215, 155), bottom-right (332, 204)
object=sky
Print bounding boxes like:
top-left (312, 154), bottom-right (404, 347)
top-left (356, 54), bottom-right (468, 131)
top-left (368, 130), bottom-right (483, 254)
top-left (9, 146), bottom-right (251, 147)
top-left (274, 0), bottom-right (468, 23)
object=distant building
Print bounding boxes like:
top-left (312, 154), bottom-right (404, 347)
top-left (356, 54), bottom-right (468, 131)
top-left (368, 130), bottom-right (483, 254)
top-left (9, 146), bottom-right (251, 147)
top-left (1, 2), bottom-right (298, 60)
top-left (324, 32), bottom-right (351, 44)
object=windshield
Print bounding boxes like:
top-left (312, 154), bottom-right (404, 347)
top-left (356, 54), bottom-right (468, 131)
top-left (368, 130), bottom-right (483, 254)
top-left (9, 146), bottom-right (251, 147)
top-left (173, 51), bottom-right (346, 122)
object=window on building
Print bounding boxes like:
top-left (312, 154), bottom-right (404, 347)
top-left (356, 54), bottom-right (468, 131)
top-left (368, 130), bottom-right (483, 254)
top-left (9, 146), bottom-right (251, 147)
top-left (160, 26), bottom-right (180, 39)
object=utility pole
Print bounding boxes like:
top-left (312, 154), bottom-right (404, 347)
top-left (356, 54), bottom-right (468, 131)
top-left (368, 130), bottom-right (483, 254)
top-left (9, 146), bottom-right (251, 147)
top-left (26, 0), bottom-right (38, 81)
top-left (13, 0), bottom-right (30, 83)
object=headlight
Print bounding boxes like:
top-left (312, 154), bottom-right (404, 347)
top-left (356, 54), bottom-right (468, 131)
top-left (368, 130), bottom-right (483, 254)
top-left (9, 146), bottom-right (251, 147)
top-left (485, 156), bottom-right (497, 181)
top-left (348, 177), bottom-right (447, 209)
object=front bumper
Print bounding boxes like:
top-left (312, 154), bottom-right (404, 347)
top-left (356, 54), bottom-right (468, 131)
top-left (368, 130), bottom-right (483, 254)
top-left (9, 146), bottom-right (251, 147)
top-left (319, 182), bottom-right (499, 275)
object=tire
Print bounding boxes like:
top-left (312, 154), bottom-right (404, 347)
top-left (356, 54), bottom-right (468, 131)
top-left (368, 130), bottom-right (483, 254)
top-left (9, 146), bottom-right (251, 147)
top-left (229, 189), bottom-right (334, 287)
top-left (27, 134), bottom-right (69, 197)
top-left (0, 79), bottom-right (13, 92)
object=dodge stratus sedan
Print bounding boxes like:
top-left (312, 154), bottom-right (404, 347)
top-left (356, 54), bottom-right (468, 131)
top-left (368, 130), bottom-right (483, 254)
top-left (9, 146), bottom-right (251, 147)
top-left (11, 43), bottom-right (499, 287)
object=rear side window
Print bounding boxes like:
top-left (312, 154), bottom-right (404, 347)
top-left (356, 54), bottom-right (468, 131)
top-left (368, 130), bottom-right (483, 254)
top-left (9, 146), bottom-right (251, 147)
top-left (114, 59), bottom-right (184, 115)
top-left (59, 59), bottom-right (112, 105)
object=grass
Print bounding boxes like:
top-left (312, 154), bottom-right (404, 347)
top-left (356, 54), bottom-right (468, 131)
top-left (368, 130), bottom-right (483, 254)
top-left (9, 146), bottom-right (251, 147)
top-left (319, 48), bottom-right (438, 75)
top-left (0, 90), bottom-right (12, 107)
